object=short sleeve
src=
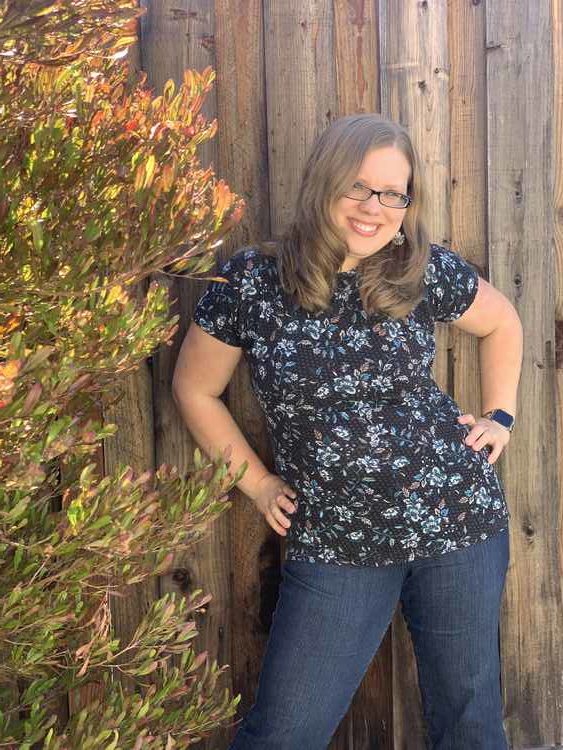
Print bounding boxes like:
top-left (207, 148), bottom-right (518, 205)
top-left (424, 244), bottom-right (480, 322)
top-left (192, 253), bottom-right (245, 347)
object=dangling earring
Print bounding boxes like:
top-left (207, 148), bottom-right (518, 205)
top-left (392, 229), bottom-right (405, 246)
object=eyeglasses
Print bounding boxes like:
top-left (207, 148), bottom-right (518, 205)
top-left (344, 182), bottom-right (412, 209)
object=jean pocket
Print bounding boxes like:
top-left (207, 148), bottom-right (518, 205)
top-left (282, 560), bottom-right (339, 600)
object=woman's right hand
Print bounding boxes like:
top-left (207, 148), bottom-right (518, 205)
top-left (250, 473), bottom-right (298, 537)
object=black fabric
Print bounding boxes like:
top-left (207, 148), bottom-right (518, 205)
top-left (192, 243), bottom-right (510, 567)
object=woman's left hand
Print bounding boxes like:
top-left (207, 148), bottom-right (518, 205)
top-left (457, 413), bottom-right (511, 465)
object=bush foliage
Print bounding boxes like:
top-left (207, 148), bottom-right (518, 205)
top-left (0, 0), bottom-right (246, 747)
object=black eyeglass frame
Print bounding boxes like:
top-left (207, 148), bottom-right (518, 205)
top-left (344, 182), bottom-right (412, 209)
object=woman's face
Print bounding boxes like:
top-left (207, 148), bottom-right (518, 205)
top-left (331, 146), bottom-right (411, 271)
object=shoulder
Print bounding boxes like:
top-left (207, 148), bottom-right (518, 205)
top-left (423, 243), bottom-right (478, 285)
top-left (424, 242), bottom-right (473, 279)
top-left (423, 243), bottom-right (480, 322)
top-left (217, 245), bottom-right (277, 286)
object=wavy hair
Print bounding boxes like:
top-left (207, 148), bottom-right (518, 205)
top-left (257, 113), bottom-right (431, 320)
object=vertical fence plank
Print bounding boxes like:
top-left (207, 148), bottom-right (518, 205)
top-left (486, 1), bottom-right (562, 745)
top-left (103, 356), bottom-right (158, 693)
top-left (554, 4), bottom-right (563, 745)
top-left (140, 3), bottom-right (235, 749)
top-left (334, 0), bottom-right (379, 116)
top-left (264, 0), bottom-right (337, 235)
top-left (213, 0), bottom-right (275, 741)
top-left (448, 0), bottom-right (486, 415)
top-left (379, 1), bottom-right (451, 747)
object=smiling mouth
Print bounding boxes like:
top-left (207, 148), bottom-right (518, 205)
top-left (348, 218), bottom-right (382, 237)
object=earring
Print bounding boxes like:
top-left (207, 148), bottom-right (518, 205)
top-left (391, 230), bottom-right (405, 246)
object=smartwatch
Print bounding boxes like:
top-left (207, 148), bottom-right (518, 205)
top-left (483, 408), bottom-right (515, 433)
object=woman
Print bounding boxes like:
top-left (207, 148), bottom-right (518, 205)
top-left (172, 114), bottom-right (523, 749)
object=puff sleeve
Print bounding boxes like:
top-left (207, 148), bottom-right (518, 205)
top-left (192, 253), bottom-right (244, 347)
top-left (424, 244), bottom-right (480, 322)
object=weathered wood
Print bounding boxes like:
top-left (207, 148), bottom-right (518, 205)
top-left (264, 0), bottom-right (337, 236)
top-left (140, 3), bottom-right (234, 749)
top-left (486, 1), bottom-right (562, 746)
top-left (214, 0), bottom-right (274, 743)
top-left (448, 0), bottom-right (486, 420)
top-left (555, 3), bottom-right (563, 746)
top-left (380, 1), bottom-right (451, 747)
top-left (333, 0), bottom-right (379, 117)
top-left (103, 354), bottom-right (159, 695)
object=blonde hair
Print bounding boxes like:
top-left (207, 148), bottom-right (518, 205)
top-left (257, 113), bottom-right (431, 320)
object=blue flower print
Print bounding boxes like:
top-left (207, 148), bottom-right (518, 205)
top-left (302, 319), bottom-right (329, 340)
top-left (316, 443), bottom-right (340, 468)
top-left (333, 375), bottom-right (359, 396)
top-left (344, 327), bottom-right (372, 351)
top-left (422, 516), bottom-right (442, 534)
top-left (274, 338), bottom-right (297, 357)
top-left (355, 453), bottom-right (382, 474)
top-left (333, 505), bottom-right (355, 523)
top-left (240, 273), bottom-right (259, 301)
top-left (425, 465), bottom-right (448, 487)
top-left (348, 530), bottom-right (365, 541)
top-left (392, 455), bottom-right (410, 470)
top-left (251, 339), bottom-right (269, 361)
top-left (403, 497), bottom-right (429, 523)
top-left (333, 426), bottom-right (351, 439)
top-left (474, 486), bottom-right (493, 511)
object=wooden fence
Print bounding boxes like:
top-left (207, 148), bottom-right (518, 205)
top-left (105, 1), bottom-right (563, 747)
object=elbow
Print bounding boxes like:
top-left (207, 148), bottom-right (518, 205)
top-left (495, 302), bottom-right (522, 334)
top-left (507, 305), bottom-right (523, 335)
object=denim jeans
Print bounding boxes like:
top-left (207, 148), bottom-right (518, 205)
top-left (228, 528), bottom-right (510, 750)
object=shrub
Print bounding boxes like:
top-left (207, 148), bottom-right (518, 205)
top-left (0, 1), bottom-right (245, 747)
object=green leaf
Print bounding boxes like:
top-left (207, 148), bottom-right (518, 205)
top-left (137, 701), bottom-right (150, 719)
top-left (136, 660), bottom-right (159, 676)
top-left (31, 221), bottom-right (44, 251)
top-left (13, 545), bottom-right (23, 571)
top-left (144, 154), bottom-right (156, 188)
top-left (67, 498), bottom-right (85, 530)
top-left (45, 418), bottom-right (71, 448)
top-left (84, 219), bottom-right (101, 241)
top-left (90, 515), bottom-right (112, 530)
top-left (7, 497), bottom-right (30, 522)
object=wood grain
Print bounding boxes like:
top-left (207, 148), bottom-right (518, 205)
top-left (103, 353), bottom-right (159, 695)
top-left (140, 3), bottom-right (234, 749)
top-left (263, 0), bottom-right (337, 235)
top-left (486, 0), bottom-right (562, 745)
top-left (214, 0), bottom-right (276, 742)
top-left (333, 0), bottom-right (379, 116)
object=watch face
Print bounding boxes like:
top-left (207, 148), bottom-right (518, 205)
top-left (492, 409), bottom-right (514, 429)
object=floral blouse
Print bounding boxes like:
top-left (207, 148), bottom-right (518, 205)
top-left (192, 243), bottom-right (510, 567)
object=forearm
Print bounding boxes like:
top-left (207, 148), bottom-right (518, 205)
top-left (477, 311), bottom-right (523, 417)
top-left (172, 390), bottom-right (270, 501)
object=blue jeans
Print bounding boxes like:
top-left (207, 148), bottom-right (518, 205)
top-left (228, 528), bottom-right (510, 750)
